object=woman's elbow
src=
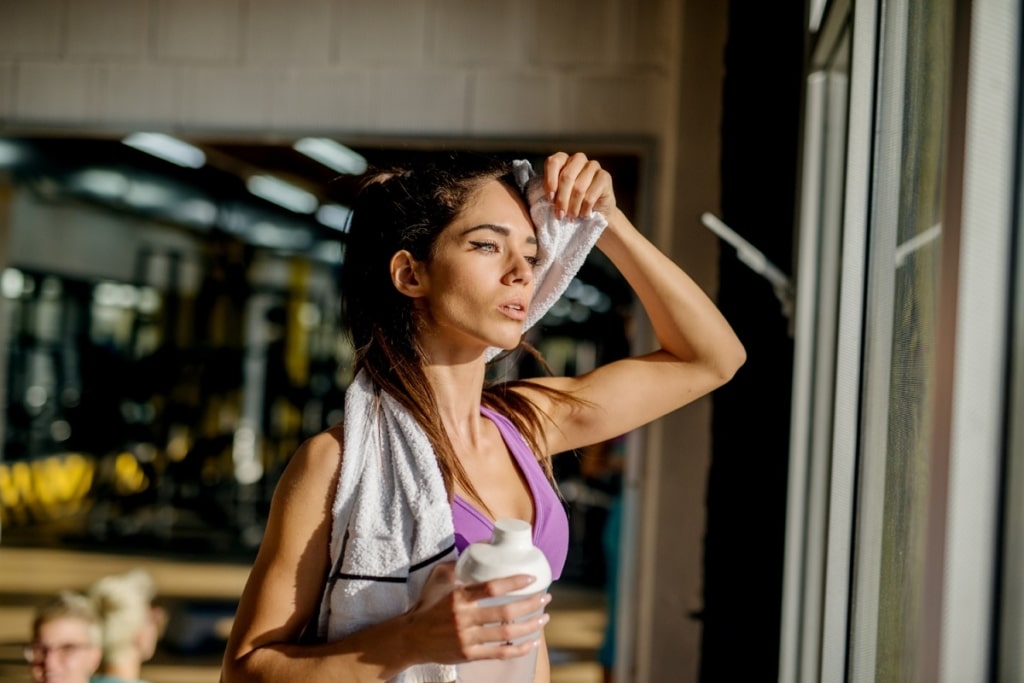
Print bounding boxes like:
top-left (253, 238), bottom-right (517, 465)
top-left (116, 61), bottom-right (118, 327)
top-left (220, 656), bottom-right (246, 683)
top-left (221, 645), bottom-right (264, 683)
top-left (713, 339), bottom-right (747, 384)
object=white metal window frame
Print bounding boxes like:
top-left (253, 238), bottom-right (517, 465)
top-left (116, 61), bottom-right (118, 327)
top-left (817, 14), bottom-right (869, 682)
top-left (1000, 60), bottom-right (1024, 679)
top-left (779, 58), bottom-right (854, 683)
top-left (784, 0), bottom-right (1020, 680)
top-left (779, 0), bottom-right (872, 679)
top-left (847, 0), bottom-right (1017, 678)
top-left (778, 69), bottom-right (826, 683)
top-left (936, 0), bottom-right (1018, 679)
top-left (847, 0), bottom-right (910, 677)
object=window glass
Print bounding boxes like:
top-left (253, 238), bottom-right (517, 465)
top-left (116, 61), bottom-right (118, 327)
top-left (874, 0), bottom-right (954, 679)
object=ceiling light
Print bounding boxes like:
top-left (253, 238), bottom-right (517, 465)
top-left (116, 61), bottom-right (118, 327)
top-left (70, 168), bottom-right (129, 200)
top-left (249, 221), bottom-right (314, 251)
top-left (316, 203), bottom-right (352, 231)
top-left (0, 139), bottom-right (23, 166)
top-left (293, 137), bottom-right (367, 175)
top-left (122, 132), bottom-right (206, 169)
top-left (246, 175), bottom-right (318, 214)
top-left (311, 240), bottom-right (344, 264)
top-left (1, 268), bottom-right (26, 299)
top-left (172, 199), bottom-right (218, 228)
top-left (123, 179), bottom-right (175, 209)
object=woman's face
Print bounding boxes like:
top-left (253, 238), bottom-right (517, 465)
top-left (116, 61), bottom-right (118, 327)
top-left (135, 605), bottom-right (166, 661)
top-left (27, 617), bottom-right (101, 683)
top-left (414, 179), bottom-right (538, 358)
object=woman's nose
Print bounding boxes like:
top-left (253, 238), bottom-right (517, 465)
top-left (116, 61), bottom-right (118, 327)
top-left (506, 253), bottom-right (535, 284)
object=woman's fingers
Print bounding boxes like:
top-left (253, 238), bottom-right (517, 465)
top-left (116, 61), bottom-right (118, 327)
top-left (459, 573), bottom-right (537, 602)
top-left (550, 152), bottom-right (589, 216)
top-left (471, 592), bottom-right (551, 625)
top-left (457, 602), bottom-right (549, 660)
top-left (451, 578), bottom-right (551, 655)
top-left (544, 152), bottom-right (616, 218)
top-left (464, 612), bottom-right (549, 653)
top-left (406, 571), bottom-right (551, 663)
top-left (464, 633), bottom-right (543, 661)
top-left (455, 578), bottom-right (550, 627)
top-left (544, 152), bottom-right (570, 199)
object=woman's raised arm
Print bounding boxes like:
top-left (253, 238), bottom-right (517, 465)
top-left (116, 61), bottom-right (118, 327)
top-left (524, 152), bottom-right (746, 454)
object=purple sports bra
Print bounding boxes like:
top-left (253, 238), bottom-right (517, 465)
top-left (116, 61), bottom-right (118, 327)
top-left (451, 406), bottom-right (569, 579)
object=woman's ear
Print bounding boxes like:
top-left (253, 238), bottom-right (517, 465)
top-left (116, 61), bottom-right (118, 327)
top-left (390, 250), bottom-right (427, 297)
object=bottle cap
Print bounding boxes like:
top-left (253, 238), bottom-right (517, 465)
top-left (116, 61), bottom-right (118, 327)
top-left (455, 518), bottom-right (552, 594)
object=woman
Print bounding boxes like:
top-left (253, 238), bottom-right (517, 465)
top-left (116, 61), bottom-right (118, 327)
top-left (25, 592), bottom-right (103, 683)
top-left (88, 569), bottom-right (164, 683)
top-left (222, 151), bottom-right (745, 682)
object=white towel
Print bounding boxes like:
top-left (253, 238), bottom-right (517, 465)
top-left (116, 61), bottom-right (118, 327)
top-left (319, 370), bottom-right (458, 683)
top-left (485, 160), bottom-right (609, 361)
top-left (318, 159), bottom-right (607, 682)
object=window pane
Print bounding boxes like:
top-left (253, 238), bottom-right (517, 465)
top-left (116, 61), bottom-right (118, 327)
top-left (875, 0), bottom-right (954, 680)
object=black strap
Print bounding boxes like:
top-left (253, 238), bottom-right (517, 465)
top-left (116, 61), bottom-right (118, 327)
top-left (333, 542), bottom-right (457, 582)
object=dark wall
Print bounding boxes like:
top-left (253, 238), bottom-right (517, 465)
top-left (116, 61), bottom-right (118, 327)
top-left (701, 1), bottom-right (806, 680)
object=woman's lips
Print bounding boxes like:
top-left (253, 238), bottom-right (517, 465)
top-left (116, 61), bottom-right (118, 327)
top-left (499, 302), bottom-right (528, 322)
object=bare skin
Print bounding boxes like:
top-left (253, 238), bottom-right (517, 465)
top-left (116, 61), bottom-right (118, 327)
top-left (29, 618), bottom-right (102, 683)
top-left (221, 152), bottom-right (746, 682)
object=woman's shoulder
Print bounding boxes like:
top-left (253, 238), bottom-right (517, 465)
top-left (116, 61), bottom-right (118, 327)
top-left (265, 425), bottom-right (345, 531)
top-left (303, 422), bottom-right (345, 457)
top-left (282, 424), bottom-right (345, 487)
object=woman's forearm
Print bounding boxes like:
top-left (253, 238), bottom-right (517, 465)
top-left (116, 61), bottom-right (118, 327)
top-left (224, 612), bottom-right (421, 683)
top-left (597, 207), bottom-right (746, 380)
top-left (223, 571), bottom-right (548, 683)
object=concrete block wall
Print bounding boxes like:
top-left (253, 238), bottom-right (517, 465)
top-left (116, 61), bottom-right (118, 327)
top-left (0, 0), bottom-right (677, 138)
top-left (0, 3), bottom-right (729, 683)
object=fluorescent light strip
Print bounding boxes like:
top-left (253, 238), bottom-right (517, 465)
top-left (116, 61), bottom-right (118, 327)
top-left (316, 203), bottom-right (352, 232)
top-left (293, 137), bottom-right (368, 175)
top-left (249, 221), bottom-right (314, 250)
top-left (122, 132), bottom-right (206, 169)
top-left (71, 168), bottom-right (129, 199)
top-left (0, 140), bottom-right (22, 166)
top-left (246, 174), bottom-right (319, 214)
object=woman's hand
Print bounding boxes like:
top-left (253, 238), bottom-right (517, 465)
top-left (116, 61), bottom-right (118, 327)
top-left (544, 152), bottom-right (617, 219)
top-left (402, 562), bottom-right (552, 665)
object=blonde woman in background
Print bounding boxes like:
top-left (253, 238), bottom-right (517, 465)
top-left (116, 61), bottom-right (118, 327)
top-left (88, 569), bottom-right (165, 683)
top-left (25, 591), bottom-right (103, 683)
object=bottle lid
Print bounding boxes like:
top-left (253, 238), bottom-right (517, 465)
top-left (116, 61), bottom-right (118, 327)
top-left (490, 518), bottom-right (533, 548)
top-left (455, 518), bottom-right (552, 593)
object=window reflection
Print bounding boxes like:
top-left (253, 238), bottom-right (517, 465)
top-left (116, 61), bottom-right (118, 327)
top-left (0, 138), bottom-right (638, 563)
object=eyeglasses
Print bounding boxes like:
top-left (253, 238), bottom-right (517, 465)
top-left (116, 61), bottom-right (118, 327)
top-left (23, 642), bottom-right (94, 663)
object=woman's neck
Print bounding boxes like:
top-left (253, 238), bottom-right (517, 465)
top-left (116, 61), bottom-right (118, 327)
top-left (422, 359), bottom-right (488, 444)
top-left (99, 657), bottom-right (142, 681)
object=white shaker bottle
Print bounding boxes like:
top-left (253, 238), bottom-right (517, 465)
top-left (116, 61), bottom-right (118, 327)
top-left (454, 518), bottom-right (552, 683)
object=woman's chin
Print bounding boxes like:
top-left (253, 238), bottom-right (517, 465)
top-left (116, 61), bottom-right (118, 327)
top-left (496, 337), bottom-right (524, 351)
top-left (481, 340), bottom-right (521, 358)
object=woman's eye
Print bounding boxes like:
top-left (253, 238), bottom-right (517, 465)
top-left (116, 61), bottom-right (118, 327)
top-left (469, 240), bottom-right (499, 253)
top-left (525, 255), bottom-right (540, 267)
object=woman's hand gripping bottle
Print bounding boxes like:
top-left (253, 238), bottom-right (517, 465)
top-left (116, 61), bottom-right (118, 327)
top-left (455, 518), bottom-right (552, 682)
